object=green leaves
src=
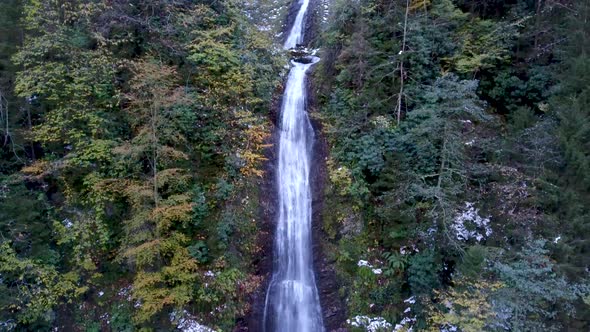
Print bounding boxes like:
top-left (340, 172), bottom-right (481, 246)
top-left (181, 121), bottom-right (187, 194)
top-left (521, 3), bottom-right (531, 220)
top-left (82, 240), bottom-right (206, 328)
top-left (0, 242), bottom-right (87, 326)
top-left (493, 240), bottom-right (590, 331)
top-left (382, 251), bottom-right (408, 276)
top-left (407, 251), bottom-right (440, 296)
top-left (451, 17), bottom-right (516, 74)
top-left (188, 27), bottom-right (240, 74)
top-left (0, 0), bottom-right (283, 329)
top-left (188, 241), bottom-right (209, 264)
top-left (457, 245), bottom-right (487, 278)
top-left (14, 38), bottom-right (117, 147)
top-left (0, 176), bottom-right (50, 256)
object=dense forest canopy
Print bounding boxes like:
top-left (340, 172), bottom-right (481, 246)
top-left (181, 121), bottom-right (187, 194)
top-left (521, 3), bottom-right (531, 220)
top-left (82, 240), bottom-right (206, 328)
top-left (0, 0), bottom-right (588, 331)
top-left (0, 0), bottom-right (288, 330)
top-left (315, 0), bottom-right (590, 331)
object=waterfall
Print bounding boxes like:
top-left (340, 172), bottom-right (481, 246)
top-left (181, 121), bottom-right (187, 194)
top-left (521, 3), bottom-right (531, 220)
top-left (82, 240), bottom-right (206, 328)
top-left (263, 0), bottom-right (324, 331)
top-left (284, 0), bottom-right (310, 49)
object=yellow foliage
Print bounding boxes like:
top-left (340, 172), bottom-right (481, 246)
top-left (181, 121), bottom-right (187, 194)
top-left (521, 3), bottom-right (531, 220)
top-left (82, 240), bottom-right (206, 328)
top-left (20, 160), bottom-right (52, 181)
top-left (153, 203), bottom-right (194, 233)
top-left (327, 159), bottom-right (353, 196)
top-left (409, 0), bottom-right (431, 12)
top-left (159, 146), bottom-right (189, 162)
top-left (159, 232), bottom-right (191, 256)
top-left (240, 150), bottom-right (268, 177)
top-left (235, 110), bottom-right (272, 178)
top-left (426, 278), bottom-right (504, 332)
top-left (124, 183), bottom-right (154, 208)
top-left (88, 178), bottom-right (130, 197)
top-left (126, 59), bottom-right (179, 109)
top-left (131, 246), bottom-right (199, 323)
top-left (121, 239), bottom-right (161, 269)
top-left (157, 168), bottom-right (191, 190)
top-left (21, 160), bottom-right (49, 176)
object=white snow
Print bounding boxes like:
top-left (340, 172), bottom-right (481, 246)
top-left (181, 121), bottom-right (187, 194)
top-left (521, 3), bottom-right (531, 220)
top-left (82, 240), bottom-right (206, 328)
top-left (357, 260), bottom-right (384, 275)
top-left (62, 218), bottom-right (74, 228)
top-left (400, 245), bottom-right (419, 255)
top-left (393, 316), bottom-right (416, 332)
top-left (118, 285), bottom-right (133, 302)
top-left (357, 260), bottom-right (372, 267)
top-left (440, 324), bottom-right (459, 332)
top-left (347, 315), bottom-right (393, 332)
top-left (452, 202), bottom-right (492, 242)
top-left (100, 312), bottom-right (110, 325)
top-left (170, 310), bottom-right (216, 332)
top-left (177, 318), bottom-right (215, 332)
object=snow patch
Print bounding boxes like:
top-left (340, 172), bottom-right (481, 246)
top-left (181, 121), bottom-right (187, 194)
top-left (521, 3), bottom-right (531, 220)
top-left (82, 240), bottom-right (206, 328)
top-left (347, 315), bottom-right (393, 332)
top-left (403, 296), bottom-right (415, 304)
top-left (440, 323), bottom-right (459, 332)
top-left (118, 285), bottom-right (133, 302)
top-left (393, 316), bottom-right (416, 332)
top-left (357, 260), bottom-right (371, 267)
top-left (62, 218), bottom-right (74, 228)
top-left (357, 260), bottom-right (384, 275)
top-left (170, 310), bottom-right (216, 332)
top-left (400, 245), bottom-right (419, 255)
top-left (100, 312), bottom-right (110, 325)
top-left (452, 202), bottom-right (492, 242)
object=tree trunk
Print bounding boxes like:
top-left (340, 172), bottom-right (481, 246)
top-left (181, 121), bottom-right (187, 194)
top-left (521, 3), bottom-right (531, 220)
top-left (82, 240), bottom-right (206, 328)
top-left (0, 89), bottom-right (8, 147)
top-left (397, 0), bottom-right (410, 125)
top-left (152, 103), bottom-right (158, 209)
top-left (534, 0), bottom-right (543, 49)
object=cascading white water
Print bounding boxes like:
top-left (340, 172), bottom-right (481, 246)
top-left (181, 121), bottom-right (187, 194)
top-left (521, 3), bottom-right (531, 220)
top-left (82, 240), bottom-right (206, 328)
top-left (263, 1), bottom-right (324, 331)
top-left (284, 0), bottom-right (310, 49)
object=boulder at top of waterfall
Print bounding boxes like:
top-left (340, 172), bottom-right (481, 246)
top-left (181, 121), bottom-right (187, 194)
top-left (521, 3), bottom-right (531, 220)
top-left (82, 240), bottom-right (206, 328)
top-left (289, 45), bottom-right (321, 64)
top-left (289, 45), bottom-right (319, 56)
top-left (289, 46), bottom-right (309, 57)
top-left (293, 56), bottom-right (316, 64)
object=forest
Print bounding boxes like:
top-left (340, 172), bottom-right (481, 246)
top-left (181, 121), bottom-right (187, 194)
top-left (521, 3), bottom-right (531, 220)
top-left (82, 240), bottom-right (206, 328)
top-left (0, 0), bottom-right (589, 331)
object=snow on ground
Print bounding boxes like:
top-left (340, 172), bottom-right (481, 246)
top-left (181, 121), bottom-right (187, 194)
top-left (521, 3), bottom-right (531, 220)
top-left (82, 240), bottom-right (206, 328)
top-left (357, 260), bottom-right (384, 275)
top-left (347, 315), bottom-right (393, 332)
top-left (452, 202), bottom-right (492, 242)
top-left (170, 310), bottom-right (216, 332)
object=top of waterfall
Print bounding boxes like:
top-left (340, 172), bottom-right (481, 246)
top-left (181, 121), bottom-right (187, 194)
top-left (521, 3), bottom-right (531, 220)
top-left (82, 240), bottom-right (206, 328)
top-left (283, 0), bottom-right (310, 49)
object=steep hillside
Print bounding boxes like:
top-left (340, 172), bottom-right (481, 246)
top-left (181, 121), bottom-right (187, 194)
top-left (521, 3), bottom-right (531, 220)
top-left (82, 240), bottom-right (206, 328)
top-left (313, 0), bottom-right (590, 331)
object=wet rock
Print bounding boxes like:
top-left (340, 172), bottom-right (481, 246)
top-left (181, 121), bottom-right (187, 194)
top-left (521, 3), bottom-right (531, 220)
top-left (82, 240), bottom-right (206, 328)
top-left (289, 47), bottom-right (311, 58)
top-left (308, 65), bottom-right (347, 331)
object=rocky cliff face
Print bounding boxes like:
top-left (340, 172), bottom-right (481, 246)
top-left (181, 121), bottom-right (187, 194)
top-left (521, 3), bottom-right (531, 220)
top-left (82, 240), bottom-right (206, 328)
top-left (308, 70), bottom-right (348, 331)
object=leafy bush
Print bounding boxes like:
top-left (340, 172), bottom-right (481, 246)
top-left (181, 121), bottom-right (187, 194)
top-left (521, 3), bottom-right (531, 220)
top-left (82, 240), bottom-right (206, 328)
top-left (407, 252), bottom-right (440, 296)
top-left (188, 241), bottom-right (209, 264)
